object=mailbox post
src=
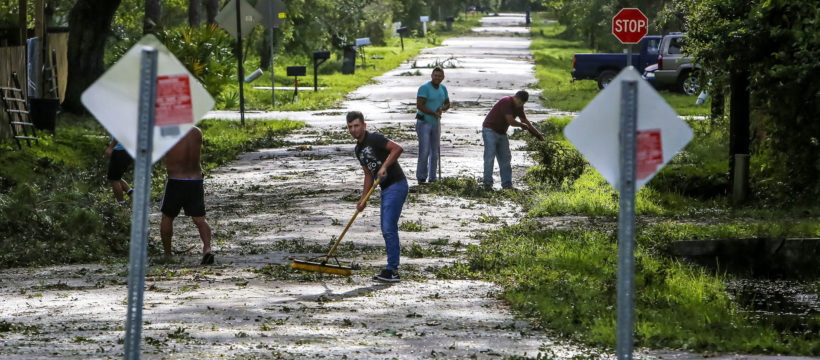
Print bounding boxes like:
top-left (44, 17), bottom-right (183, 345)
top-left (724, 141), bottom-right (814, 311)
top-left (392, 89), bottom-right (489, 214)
top-left (355, 37), bottom-right (371, 68)
top-left (287, 66), bottom-right (306, 103)
top-left (312, 51), bottom-right (330, 91)
top-left (397, 27), bottom-right (409, 51)
top-left (420, 16), bottom-right (429, 35)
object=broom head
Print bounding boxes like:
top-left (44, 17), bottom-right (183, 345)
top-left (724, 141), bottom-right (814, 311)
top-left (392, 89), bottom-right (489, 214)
top-left (291, 259), bottom-right (355, 276)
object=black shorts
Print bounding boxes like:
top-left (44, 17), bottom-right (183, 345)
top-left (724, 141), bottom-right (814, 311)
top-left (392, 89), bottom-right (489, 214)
top-left (160, 179), bottom-right (206, 218)
top-left (107, 149), bottom-right (133, 181)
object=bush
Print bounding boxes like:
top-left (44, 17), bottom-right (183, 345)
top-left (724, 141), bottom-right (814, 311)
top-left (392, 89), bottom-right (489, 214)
top-left (524, 140), bottom-right (586, 188)
top-left (516, 120), bottom-right (586, 188)
top-left (158, 24), bottom-right (235, 97)
top-left (0, 166), bottom-right (131, 268)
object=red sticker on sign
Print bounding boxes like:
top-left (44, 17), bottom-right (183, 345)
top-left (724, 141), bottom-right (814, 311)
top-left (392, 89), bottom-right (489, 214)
top-left (637, 129), bottom-right (663, 180)
top-left (155, 75), bottom-right (193, 126)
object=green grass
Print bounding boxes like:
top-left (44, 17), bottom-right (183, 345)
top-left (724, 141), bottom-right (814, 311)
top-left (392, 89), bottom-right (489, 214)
top-left (482, 20), bottom-right (820, 353)
top-left (198, 118), bottom-right (305, 172)
top-left (530, 13), bottom-right (711, 116)
top-left (454, 222), bottom-right (820, 355)
top-left (0, 115), bottom-right (303, 269)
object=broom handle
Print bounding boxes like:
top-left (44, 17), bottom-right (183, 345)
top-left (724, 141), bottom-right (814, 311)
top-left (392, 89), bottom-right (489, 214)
top-left (324, 177), bottom-right (381, 260)
top-left (438, 122), bottom-right (442, 180)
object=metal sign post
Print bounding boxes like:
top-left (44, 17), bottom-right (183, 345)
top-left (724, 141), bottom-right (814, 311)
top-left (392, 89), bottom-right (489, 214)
top-left (235, 0), bottom-right (245, 126)
top-left (264, 1), bottom-right (275, 106)
top-left (420, 16), bottom-right (429, 36)
top-left (216, 0), bottom-right (263, 125)
top-left (611, 10), bottom-right (646, 359)
top-left (616, 79), bottom-right (638, 360)
top-left (269, 22), bottom-right (275, 106)
top-left (123, 47), bottom-right (158, 360)
top-left (255, 0), bottom-right (286, 107)
top-left (565, 67), bottom-right (693, 359)
top-left (82, 35), bottom-right (215, 360)
top-left (626, 45), bottom-right (632, 68)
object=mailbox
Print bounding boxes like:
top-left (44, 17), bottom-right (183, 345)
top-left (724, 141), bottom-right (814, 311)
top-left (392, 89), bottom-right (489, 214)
top-left (355, 38), bottom-right (372, 68)
top-left (312, 51), bottom-right (330, 91)
top-left (287, 66), bottom-right (306, 103)
top-left (342, 44), bottom-right (356, 74)
top-left (313, 51), bottom-right (330, 60)
top-left (397, 27), bottom-right (410, 51)
top-left (445, 16), bottom-right (455, 31)
top-left (355, 37), bottom-right (371, 47)
top-left (286, 66), bottom-right (306, 77)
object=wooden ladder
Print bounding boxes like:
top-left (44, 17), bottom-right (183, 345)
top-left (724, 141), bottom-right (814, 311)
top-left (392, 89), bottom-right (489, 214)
top-left (1, 72), bottom-right (38, 149)
top-left (43, 49), bottom-right (60, 100)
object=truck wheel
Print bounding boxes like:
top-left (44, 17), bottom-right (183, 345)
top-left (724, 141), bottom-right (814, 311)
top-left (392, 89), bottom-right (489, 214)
top-left (678, 71), bottom-right (701, 95)
top-left (597, 70), bottom-right (617, 90)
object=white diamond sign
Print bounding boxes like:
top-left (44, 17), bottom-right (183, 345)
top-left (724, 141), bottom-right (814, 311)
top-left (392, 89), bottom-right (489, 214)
top-left (81, 34), bottom-right (215, 164)
top-left (564, 67), bottom-right (693, 191)
top-left (216, 0), bottom-right (264, 39)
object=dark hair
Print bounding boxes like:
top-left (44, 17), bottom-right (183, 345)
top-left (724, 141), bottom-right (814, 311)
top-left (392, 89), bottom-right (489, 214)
top-left (514, 90), bottom-right (529, 103)
top-left (432, 67), bottom-right (444, 73)
top-left (346, 110), bottom-right (365, 123)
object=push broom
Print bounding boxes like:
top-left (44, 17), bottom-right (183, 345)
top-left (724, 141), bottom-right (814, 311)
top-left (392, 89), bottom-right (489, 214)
top-left (291, 177), bottom-right (381, 275)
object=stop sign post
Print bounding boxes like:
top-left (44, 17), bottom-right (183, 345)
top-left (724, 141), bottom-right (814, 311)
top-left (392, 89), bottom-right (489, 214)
top-left (612, 8), bottom-right (648, 68)
top-left (611, 8), bottom-right (650, 360)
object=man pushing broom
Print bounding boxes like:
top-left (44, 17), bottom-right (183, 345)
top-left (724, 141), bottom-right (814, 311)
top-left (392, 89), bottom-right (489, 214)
top-left (346, 111), bottom-right (409, 282)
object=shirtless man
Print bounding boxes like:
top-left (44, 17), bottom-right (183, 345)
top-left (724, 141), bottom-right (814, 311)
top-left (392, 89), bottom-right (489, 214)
top-left (160, 127), bottom-right (213, 264)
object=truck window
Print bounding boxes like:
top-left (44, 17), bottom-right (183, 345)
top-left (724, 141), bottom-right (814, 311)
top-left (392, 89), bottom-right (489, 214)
top-left (645, 38), bottom-right (660, 55)
top-left (668, 37), bottom-right (684, 55)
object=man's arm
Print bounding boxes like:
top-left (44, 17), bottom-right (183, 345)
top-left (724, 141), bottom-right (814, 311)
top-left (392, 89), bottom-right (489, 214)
top-left (516, 107), bottom-right (532, 127)
top-left (505, 114), bottom-right (529, 129)
top-left (358, 166), bottom-right (374, 212)
top-left (417, 97), bottom-right (441, 120)
top-left (105, 139), bottom-right (117, 157)
top-left (377, 140), bottom-right (403, 179)
top-left (441, 98), bottom-right (451, 113)
top-left (516, 109), bottom-right (545, 140)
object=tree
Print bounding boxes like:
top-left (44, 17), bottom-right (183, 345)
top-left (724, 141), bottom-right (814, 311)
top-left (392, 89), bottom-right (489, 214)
top-left (540, 0), bottom-right (676, 51)
top-left (204, 0), bottom-right (217, 24)
top-left (63, 0), bottom-right (122, 113)
top-left (188, 0), bottom-right (201, 26)
top-left (675, 0), bottom-right (820, 199)
top-left (144, 0), bottom-right (161, 34)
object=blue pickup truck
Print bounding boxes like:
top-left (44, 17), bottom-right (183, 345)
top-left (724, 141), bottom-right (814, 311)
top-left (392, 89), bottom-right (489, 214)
top-left (571, 35), bottom-right (662, 89)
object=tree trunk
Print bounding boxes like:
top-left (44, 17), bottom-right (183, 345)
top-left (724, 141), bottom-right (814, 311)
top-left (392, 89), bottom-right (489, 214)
top-left (144, 0), bottom-right (162, 34)
top-left (729, 71), bottom-right (750, 193)
top-left (260, 29), bottom-right (271, 69)
top-left (188, 0), bottom-right (201, 27)
top-left (711, 88), bottom-right (724, 121)
top-left (205, 0), bottom-right (218, 25)
top-left (63, 0), bottom-right (122, 114)
top-left (18, 0), bottom-right (27, 45)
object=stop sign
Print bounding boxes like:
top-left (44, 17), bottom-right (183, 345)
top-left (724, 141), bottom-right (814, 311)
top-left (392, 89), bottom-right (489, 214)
top-left (612, 8), bottom-right (648, 44)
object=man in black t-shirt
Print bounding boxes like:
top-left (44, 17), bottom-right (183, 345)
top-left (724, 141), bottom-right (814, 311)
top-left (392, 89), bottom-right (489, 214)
top-left (347, 111), bottom-right (409, 282)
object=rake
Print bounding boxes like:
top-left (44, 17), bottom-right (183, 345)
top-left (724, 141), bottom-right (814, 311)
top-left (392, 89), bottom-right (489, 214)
top-left (291, 177), bottom-right (381, 275)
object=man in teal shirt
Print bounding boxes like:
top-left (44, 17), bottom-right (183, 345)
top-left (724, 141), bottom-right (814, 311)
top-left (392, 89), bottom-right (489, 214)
top-left (415, 67), bottom-right (450, 184)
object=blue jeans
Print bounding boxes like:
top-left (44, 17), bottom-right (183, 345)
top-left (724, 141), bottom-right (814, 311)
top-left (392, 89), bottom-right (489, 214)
top-left (380, 178), bottom-right (408, 271)
top-left (482, 127), bottom-right (512, 188)
top-left (415, 119), bottom-right (440, 182)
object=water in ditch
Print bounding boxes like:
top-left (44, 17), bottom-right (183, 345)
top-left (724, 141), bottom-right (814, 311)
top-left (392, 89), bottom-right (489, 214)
top-left (725, 278), bottom-right (820, 337)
